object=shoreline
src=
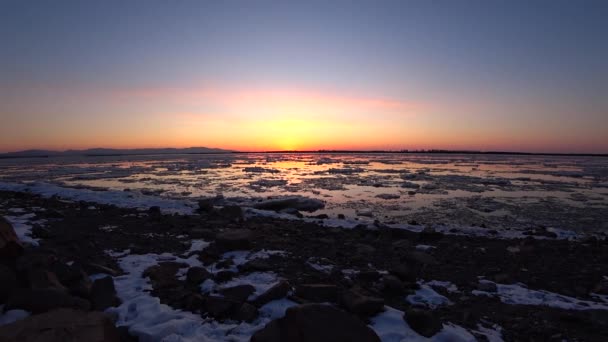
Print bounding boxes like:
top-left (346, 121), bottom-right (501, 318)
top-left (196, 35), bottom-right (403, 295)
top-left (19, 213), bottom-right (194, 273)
top-left (1, 190), bottom-right (607, 341)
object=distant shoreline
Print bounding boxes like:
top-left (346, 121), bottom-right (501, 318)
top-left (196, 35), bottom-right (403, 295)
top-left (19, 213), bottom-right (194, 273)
top-left (0, 149), bottom-right (606, 159)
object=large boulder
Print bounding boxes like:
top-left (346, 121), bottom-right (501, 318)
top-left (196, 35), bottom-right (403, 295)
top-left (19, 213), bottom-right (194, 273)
top-left (215, 229), bottom-right (253, 251)
top-left (90, 276), bottom-right (120, 311)
top-left (251, 303), bottom-right (380, 342)
top-left (6, 288), bottom-right (90, 314)
top-left (0, 308), bottom-right (120, 342)
top-left (0, 216), bottom-right (23, 258)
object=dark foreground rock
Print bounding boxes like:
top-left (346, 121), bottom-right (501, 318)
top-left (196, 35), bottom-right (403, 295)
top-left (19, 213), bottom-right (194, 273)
top-left (251, 303), bottom-right (380, 342)
top-left (0, 308), bottom-right (121, 342)
top-left (6, 288), bottom-right (91, 313)
top-left (404, 308), bottom-right (443, 337)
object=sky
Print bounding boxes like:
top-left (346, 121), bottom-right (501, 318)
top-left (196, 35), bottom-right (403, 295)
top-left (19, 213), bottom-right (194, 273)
top-left (1, 0), bottom-right (607, 153)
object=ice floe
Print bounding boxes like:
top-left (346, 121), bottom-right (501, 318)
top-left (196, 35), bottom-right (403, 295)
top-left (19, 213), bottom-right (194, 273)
top-left (472, 280), bottom-right (608, 310)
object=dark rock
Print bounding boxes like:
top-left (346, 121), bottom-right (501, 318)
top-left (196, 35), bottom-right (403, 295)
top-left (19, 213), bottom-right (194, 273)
top-left (219, 284), bottom-right (255, 302)
top-left (234, 302), bottom-right (259, 322)
top-left (341, 289), bottom-right (384, 317)
top-left (337, 214), bottom-right (346, 219)
top-left (240, 258), bottom-right (274, 272)
top-left (404, 308), bottom-right (442, 337)
top-left (27, 269), bottom-right (67, 290)
top-left (214, 270), bottom-right (236, 282)
top-left (253, 197), bottom-right (325, 212)
top-left (419, 227), bottom-right (443, 241)
top-left (382, 275), bottom-right (405, 293)
top-left (197, 198), bottom-right (215, 212)
top-left (143, 262), bottom-right (186, 289)
top-left (477, 281), bottom-right (498, 293)
top-left (90, 276), bottom-right (120, 310)
top-left (253, 280), bottom-right (291, 306)
top-left (85, 263), bottom-right (120, 277)
top-left (6, 288), bottom-right (91, 313)
top-left (295, 284), bottom-right (340, 303)
top-left (315, 214), bottom-right (329, 219)
top-left (357, 270), bottom-right (381, 282)
top-left (405, 251), bottom-right (438, 266)
top-left (392, 239), bottom-right (412, 250)
top-left (389, 265), bottom-right (415, 282)
top-left (0, 265), bottom-right (17, 303)
top-left (182, 293), bottom-right (205, 312)
top-left (218, 205), bottom-right (244, 221)
top-left (355, 244), bottom-right (376, 255)
top-left (31, 225), bottom-right (53, 239)
top-left (0, 308), bottom-right (121, 342)
top-left (0, 216), bottom-right (23, 258)
top-left (186, 267), bottom-right (211, 285)
top-left (215, 229), bottom-right (253, 251)
top-left (204, 295), bottom-right (239, 318)
top-left (251, 303), bottom-right (380, 342)
top-left (148, 206), bottom-right (161, 215)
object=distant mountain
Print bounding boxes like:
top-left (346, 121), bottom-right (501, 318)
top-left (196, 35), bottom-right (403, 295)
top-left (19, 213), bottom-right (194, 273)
top-left (0, 147), bottom-right (233, 158)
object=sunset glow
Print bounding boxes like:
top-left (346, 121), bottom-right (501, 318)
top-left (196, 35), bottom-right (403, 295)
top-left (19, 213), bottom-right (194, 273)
top-left (1, 1), bottom-right (606, 153)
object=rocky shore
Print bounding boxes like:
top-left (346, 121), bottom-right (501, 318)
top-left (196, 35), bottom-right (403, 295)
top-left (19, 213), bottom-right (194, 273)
top-left (1, 190), bottom-right (607, 341)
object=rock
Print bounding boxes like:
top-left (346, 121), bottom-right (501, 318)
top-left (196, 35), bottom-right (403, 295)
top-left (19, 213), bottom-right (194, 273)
top-left (253, 196), bottom-right (325, 212)
top-left (593, 279), bottom-right (608, 294)
top-left (204, 295), bottom-right (239, 318)
top-left (215, 229), bottom-right (253, 250)
top-left (253, 280), bottom-right (291, 306)
top-left (356, 270), bottom-right (381, 282)
top-left (295, 284), bottom-right (340, 303)
top-left (240, 258), bottom-right (274, 272)
top-left (382, 275), bottom-right (405, 293)
top-left (392, 239), bottom-right (412, 250)
top-left (148, 206), bottom-right (161, 215)
top-left (31, 225), bottom-right (53, 239)
top-left (85, 263), bottom-right (120, 277)
top-left (251, 303), bottom-right (380, 342)
top-left (337, 214), bottom-right (346, 219)
top-left (182, 293), bottom-right (205, 312)
top-left (477, 281), bottom-right (498, 293)
top-left (6, 288), bottom-right (91, 313)
top-left (355, 244), bottom-right (376, 255)
top-left (356, 209), bottom-right (374, 217)
top-left (214, 270), bottom-right (236, 282)
top-left (404, 308), bottom-right (442, 338)
top-left (341, 289), bottom-right (384, 317)
top-left (219, 284), bottom-right (255, 302)
top-left (197, 198), bottom-right (215, 212)
top-left (218, 205), bottom-right (244, 221)
top-left (375, 193), bottom-right (400, 200)
top-left (419, 226), bottom-right (443, 241)
top-left (405, 251), bottom-right (438, 266)
top-left (234, 302), bottom-right (258, 322)
top-left (90, 276), bottom-right (120, 310)
top-left (0, 216), bottom-right (23, 258)
top-left (0, 308), bottom-right (120, 342)
top-left (389, 265), bottom-right (414, 282)
top-left (186, 266), bottom-right (211, 285)
top-left (143, 262), bottom-right (186, 289)
top-left (27, 269), bottom-right (67, 290)
top-left (0, 265), bottom-right (18, 303)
